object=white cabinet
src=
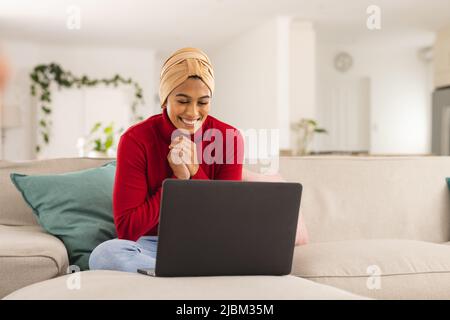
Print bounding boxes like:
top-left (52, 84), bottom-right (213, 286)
top-left (434, 26), bottom-right (450, 89)
top-left (36, 87), bottom-right (132, 159)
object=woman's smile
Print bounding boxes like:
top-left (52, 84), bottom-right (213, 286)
top-left (178, 116), bottom-right (201, 128)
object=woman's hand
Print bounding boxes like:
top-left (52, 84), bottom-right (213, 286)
top-left (169, 136), bottom-right (199, 177)
top-left (167, 146), bottom-right (191, 180)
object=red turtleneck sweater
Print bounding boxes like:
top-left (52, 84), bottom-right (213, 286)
top-left (113, 109), bottom-right (244, 241)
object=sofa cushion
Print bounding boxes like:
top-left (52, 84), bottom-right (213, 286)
top-left (3, 270), bottom-right (367, 300)
top-left (0, 225), bottom-right (69, 298)
top-left (10, 161), bottom-right (117, 271)
top-left (290, 239), bottom-right (450, 299)
top-left (0, 158), bottom-right (115, 226)
top-left (277, 156), bottom-right (450, 243)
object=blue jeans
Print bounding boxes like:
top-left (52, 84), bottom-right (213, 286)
top-left (89, 236), bottom-right (158, 273)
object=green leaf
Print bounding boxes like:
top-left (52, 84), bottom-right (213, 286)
top-left (34, 65), bottom-right (47, 73)
top-left (41, 91), bottom-right (51, 102)
top-left (39, 120), bottom-right (47, 127)
top-left (104, 136), bottom-right (113, 150)
top-left (90, 122), bottom-right (102, 134)
top-left (43, 132), bottom-right (49, 143)
top-left (61, 80), bottom-right (71, 87)
top-left (94, 139), bottom-right (102, 152)
top-left (104, 124), bottom-right (113, 135)
top-left (41, 106), bottom-right (51, 114)
top-left (30, 73), bottom-right (39, 82)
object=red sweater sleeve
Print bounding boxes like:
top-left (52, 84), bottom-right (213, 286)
top-left (191, 129), bottom-right (244, 181)
top-left (113, 133), bottom-right (161, 241)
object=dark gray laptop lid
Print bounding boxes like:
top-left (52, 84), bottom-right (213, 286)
top-left (155, 179), bottom-right (302, 277)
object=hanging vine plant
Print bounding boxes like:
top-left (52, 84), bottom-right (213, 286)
top-left (30, 62), bottom-right (145, 153)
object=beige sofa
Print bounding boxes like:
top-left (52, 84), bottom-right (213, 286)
top-left (1, 156), bottom-right (450, 299)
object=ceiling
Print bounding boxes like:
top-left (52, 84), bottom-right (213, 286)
top-left (1, 0), bottom-right (449, 53)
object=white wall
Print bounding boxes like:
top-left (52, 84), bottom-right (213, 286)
top-left (315, 40), bottom-right (432, 154)
top-left (1, 40), bottom-right (156, 160)
top-left (1, 41), bottom-right (39, 160)
top-left (434, 26), bottom-right (450, 89)
top-left (211, 17), bottom-right (316, 154)
top-left (289, 20), bottom-right (316, 149)
top-left (210, 18), bottom-right (280, 160)
top-left (211, 19), bottom-right (278, 130)
top-left (2, 24), bottom-right (431, 160)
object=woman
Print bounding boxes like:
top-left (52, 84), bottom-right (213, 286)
top-left (89, 47), bottom-right (244, 272)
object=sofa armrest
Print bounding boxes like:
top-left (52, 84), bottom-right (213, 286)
top-left (0, 224), bottom-right (69, 298)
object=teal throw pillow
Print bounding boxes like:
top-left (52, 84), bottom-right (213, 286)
top-left (10, 161), bottom-right (117, 271)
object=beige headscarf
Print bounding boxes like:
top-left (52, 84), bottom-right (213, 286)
top-left (159, 47), bottom-right (214, 107)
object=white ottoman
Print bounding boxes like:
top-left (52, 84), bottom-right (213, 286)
top-left (3, 270), bottom-right (368, 300)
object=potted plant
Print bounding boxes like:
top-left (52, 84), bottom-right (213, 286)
top-left (77, 122), bottom-right (124, 158)
top-left (291, 118), bottom-right (327, 156)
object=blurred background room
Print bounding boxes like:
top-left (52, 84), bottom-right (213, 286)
top-left (0, 0), bottom-right (450, 161)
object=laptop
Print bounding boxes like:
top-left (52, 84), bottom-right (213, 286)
top-left (137, 179), bottom-right (302, 277)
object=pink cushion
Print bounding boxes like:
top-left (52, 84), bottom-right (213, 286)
top-left (242, 169), bottom-right (309, 246)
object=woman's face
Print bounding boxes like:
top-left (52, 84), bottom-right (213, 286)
top-left (163, 77), bottom-right (211, 134)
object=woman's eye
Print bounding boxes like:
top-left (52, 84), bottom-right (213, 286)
top-left (198, 102), bottom-right (208, 105)
top-left (177, 101), bottom-right (189, 104)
